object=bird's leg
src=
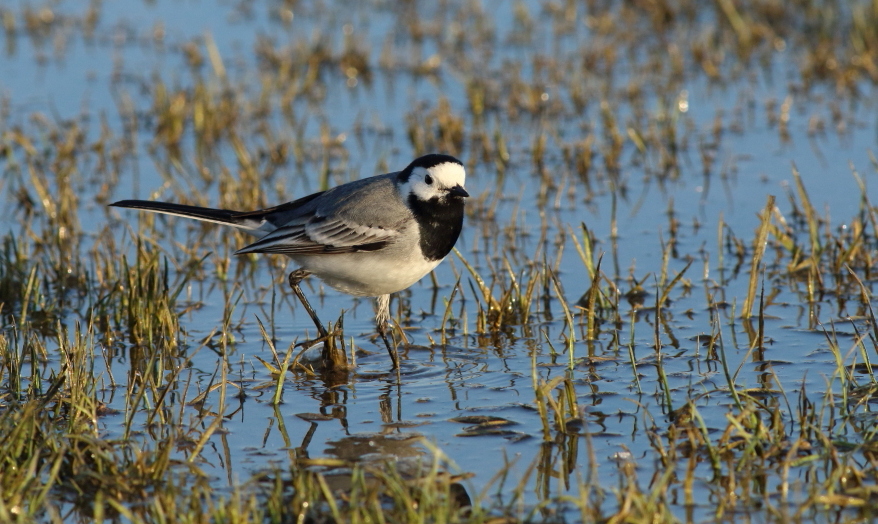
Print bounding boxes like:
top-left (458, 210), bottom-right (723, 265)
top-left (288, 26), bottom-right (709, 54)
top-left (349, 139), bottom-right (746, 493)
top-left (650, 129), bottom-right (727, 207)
top-left (375, 294), bottom-right (399, 369)
top-left (289, 269), bottom-right (348, 371)
top-left (288, 268), bottom-right (328, 339)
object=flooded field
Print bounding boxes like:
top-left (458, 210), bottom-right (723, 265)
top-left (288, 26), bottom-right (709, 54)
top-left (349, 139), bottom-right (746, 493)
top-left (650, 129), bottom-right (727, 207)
top-left (2, 1), bottom-right (878, 522)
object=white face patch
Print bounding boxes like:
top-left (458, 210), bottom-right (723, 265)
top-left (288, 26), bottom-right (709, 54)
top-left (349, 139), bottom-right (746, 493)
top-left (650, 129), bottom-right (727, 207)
top-left (405, 162), bottom-right (467, 202)
top-left (427, 161), bottom-right (466, 189)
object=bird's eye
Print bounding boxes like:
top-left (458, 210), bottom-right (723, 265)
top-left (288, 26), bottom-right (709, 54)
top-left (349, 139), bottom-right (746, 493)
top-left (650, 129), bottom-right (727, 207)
top-left (425, 174), bottom-right (433, 185)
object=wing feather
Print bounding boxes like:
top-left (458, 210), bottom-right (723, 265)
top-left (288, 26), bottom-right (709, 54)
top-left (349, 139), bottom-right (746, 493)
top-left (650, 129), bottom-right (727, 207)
top-left (236, 215), bottom-right (399, 255)
top-left (234, 173), bottom-right (407, 256)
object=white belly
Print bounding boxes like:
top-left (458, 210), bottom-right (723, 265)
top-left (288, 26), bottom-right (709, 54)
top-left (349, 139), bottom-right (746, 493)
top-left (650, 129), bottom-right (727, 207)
top-left (289, 251), bottom-right (443, 297)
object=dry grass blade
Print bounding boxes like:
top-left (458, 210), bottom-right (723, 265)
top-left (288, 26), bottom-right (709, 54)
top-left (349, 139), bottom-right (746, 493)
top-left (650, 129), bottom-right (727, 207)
top-left (657, 259), bottom-right (692, 308)
top-left (742, 195), bottom-right (775, 319)
top-left (791, 164), bottom-right (820, 255)
top-left (454, 247), bottom-right (500, 312)
top-left (549, 270), bottom-right (576, 368)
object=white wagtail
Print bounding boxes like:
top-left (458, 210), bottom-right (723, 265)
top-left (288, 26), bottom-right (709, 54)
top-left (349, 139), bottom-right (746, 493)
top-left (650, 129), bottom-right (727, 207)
top-left (110, 154), bottom-right (469, 368)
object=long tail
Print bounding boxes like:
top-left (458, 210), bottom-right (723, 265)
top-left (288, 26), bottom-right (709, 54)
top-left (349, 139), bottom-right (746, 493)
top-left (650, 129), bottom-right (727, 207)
top-left (110, 200), bottom-right (260, 231)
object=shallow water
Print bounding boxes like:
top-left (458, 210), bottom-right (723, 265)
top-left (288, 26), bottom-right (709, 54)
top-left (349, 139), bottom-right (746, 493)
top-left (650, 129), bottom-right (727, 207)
top-left (2, 0), bottom-right (878, 521)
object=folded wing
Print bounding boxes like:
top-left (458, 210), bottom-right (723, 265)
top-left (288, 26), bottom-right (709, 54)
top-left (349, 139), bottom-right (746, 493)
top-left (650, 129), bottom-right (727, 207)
top-left (236, 174), bottom-right (406, 256)
top-left (235, 214), bottom-right (398, 255)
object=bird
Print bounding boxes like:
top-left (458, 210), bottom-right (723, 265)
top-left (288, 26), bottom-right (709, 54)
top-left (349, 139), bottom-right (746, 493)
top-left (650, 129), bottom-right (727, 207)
top-left (110, 153), bottom-right (469, 369)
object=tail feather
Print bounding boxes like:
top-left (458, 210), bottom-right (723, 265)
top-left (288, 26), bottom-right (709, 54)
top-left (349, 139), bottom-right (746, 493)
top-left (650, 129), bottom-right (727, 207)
top-left (110, 200), bottom-right (258, 230)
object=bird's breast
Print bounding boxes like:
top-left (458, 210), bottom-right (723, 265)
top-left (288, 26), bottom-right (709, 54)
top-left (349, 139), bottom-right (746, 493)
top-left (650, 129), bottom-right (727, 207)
top-left (406, 195), bottom-right (465, 261)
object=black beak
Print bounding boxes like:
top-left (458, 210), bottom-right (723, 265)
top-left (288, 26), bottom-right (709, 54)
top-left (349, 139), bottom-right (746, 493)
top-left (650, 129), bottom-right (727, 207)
top-left (447, 185), bottom-right (469, 198)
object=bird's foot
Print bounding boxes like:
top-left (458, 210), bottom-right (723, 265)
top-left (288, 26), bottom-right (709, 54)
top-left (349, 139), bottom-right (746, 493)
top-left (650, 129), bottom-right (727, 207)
top-left (288, 268), bottom-right (348, 370)
top-left (288, 268), bottom-right (311, 287)
top-left (377, 321), bottom-right (400, 370)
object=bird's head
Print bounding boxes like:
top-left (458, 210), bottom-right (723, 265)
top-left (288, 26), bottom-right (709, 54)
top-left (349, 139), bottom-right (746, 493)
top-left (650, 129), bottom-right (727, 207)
top-left (397, 154), bottom-right (469, 204)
